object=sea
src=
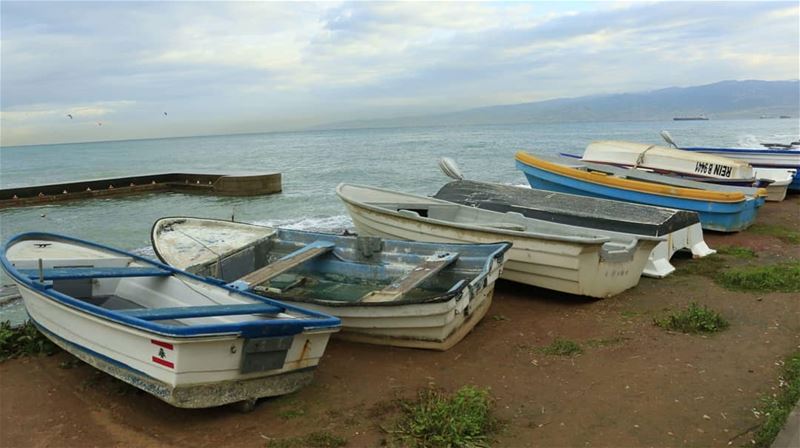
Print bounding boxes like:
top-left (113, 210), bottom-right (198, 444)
top-left (1, 119), bottom-right (798, 323)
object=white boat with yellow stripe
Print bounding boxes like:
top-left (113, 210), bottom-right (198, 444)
top-left (336, 183), bottom-right (661, 299)
top-left (1, 232), bottom-right (341, 409)
top-left (515, 152), bottom-right (766, 232)
top-left (151, 217), bottom-right (510, 351)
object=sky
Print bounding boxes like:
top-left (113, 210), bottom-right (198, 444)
top-left (1, 1), bottom-right (798, 146)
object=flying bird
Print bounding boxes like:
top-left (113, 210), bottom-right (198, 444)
top-left (97, 122), bottom-right (103, 126)
top-left (66, 114), bottom-right (73, 119)
top-left (163, 112), bottom-right (168, 116)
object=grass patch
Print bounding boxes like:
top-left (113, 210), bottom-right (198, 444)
top-left (0, 320), bottom-right (58, 361)
top-left (540, 338), bottom-right (583, 356)
top-left (716, 245), bottom-right (757, 259)
top-left (654, 302), bottom-right (729, 334)
top-left (394, 385), bottom-right (497, 448)
top-left (716, 262), bottom-right (800, 293)
top-left (278, 408), bottom-right (306, 419)
top-left (267, 431), bottom-right (347, 448)
top-left (750, 352), bottom-right (800, 448)
top-left (674, 253), bottom-right (727, 277)
top-left (748, 224), bottom-right (800, 244)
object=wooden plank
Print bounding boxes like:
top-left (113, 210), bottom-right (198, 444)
top-left (361, 252), bottom-right (459, 303)
top-left (238, 240), bottom-right (335, 287)
top-left (18, 266), bottom-right (171, 280)
top-left (120, 302), bottom-right (284, 321)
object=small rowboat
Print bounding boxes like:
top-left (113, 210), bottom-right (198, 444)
top-left (1, 232), bottom-right (341, 409)
top-left (151, 217), bottom-right (510, 351)
top-left (515, 152), bottom-right (766, 232)
top-left (337, 183), bottom-right (662, 298)
top-left (433, 180), bottom-right (715, 278)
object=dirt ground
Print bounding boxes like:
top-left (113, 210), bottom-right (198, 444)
top-left (1, 196), bottom-right (798, 448)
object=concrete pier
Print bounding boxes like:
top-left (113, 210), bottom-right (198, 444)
top-left (0, 172), bottom-right (282, 209)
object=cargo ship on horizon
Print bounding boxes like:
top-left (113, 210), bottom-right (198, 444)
top-left (673, 115), bottom-right (709, 121)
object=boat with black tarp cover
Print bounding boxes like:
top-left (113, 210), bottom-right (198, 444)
top-left (433, 180), bottom-right (714, 278)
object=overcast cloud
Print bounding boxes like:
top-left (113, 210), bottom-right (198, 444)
top-left (1, 1), bottom-right (798, 146)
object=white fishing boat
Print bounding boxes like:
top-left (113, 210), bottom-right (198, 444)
top-left (1, 232), bottom-right (341, 409)
top-left (336, 183), bottom-right (662, 299)
top-left (151, 218), bottom-right (510, 351)
top-left (579, 140), bottom-right (759, 186)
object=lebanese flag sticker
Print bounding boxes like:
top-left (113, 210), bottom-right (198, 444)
top-left (151, 339), bottom-right (175, 368)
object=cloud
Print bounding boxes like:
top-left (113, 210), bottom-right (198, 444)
top-left (1, 1), bottom-right (797, 146)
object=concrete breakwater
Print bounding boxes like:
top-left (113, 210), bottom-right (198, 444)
top-left (0, 172), bottom-right (282, 208)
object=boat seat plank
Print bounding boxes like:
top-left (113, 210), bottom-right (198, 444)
top-left (361, 252), bottom-right (459, 303)
top-left (119, 302), bottom-right (284, 321)
top-left (18, 266), bottom-right (172, 280)
top-left (238, 240), bottom-right (335, 287)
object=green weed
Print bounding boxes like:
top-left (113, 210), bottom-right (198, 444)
top-left (715, 261), bottom-right (800, 292)
top-left (751, 352), bottom-right (800, 447)
top-left (716, 246), bottom-right (757, 259)
top-left (278, 408), bottom-right (306, 419)
top-left (540, 338), bottom-right (583, 356)
top-left (654, 303), bottom-right (729, 334)
top-left (394, 385), bottom-right (496, 448)
top-left (0, 320), bottom-right (58, 361)
top-left (716, 262), bottom-right (800, 293)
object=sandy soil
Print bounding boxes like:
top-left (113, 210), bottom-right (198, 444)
top-left (1, 196), bottom-right (798, 448)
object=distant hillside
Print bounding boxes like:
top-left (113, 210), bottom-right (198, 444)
top-left (313, 80), bottom-right (799, 130)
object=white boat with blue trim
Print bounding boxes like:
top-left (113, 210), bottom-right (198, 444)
top-left (1, 232), bottom-right (341, 409)
top-left (151, 217), bottom-right (510, 351)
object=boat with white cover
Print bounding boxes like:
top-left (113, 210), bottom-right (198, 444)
top-left (578, 140), bottom-right (760, 186)
top-left (151, 217), bottom-right (510, 350)
top-left (660, 131), bottom-right (800, 192)
top-left (433, 180), bottom-right (715, 278)
top-left (336, 183), bottom-right (662, 298)
top-left (1, 232), bottom-right (341, 409)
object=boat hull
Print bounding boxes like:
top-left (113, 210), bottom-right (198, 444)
top-left (15, 283), bottom-right (331, 408)
top-left (337, 186), bottom-right (659, 298)
top-left (515, 156), bottom-right (761, 233)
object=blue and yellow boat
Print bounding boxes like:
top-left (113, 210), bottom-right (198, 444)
top-left (515, 152), bottom-right (767, 232)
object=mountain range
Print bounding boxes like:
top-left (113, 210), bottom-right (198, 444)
top-left (313, 80), bottom-right (799, 130)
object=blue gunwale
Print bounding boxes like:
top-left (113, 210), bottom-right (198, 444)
top-left (1, 232), bottom-right (341, 339)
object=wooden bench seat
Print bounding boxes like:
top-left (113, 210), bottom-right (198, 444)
top-left (361, 252), bottom-right (459, 303)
